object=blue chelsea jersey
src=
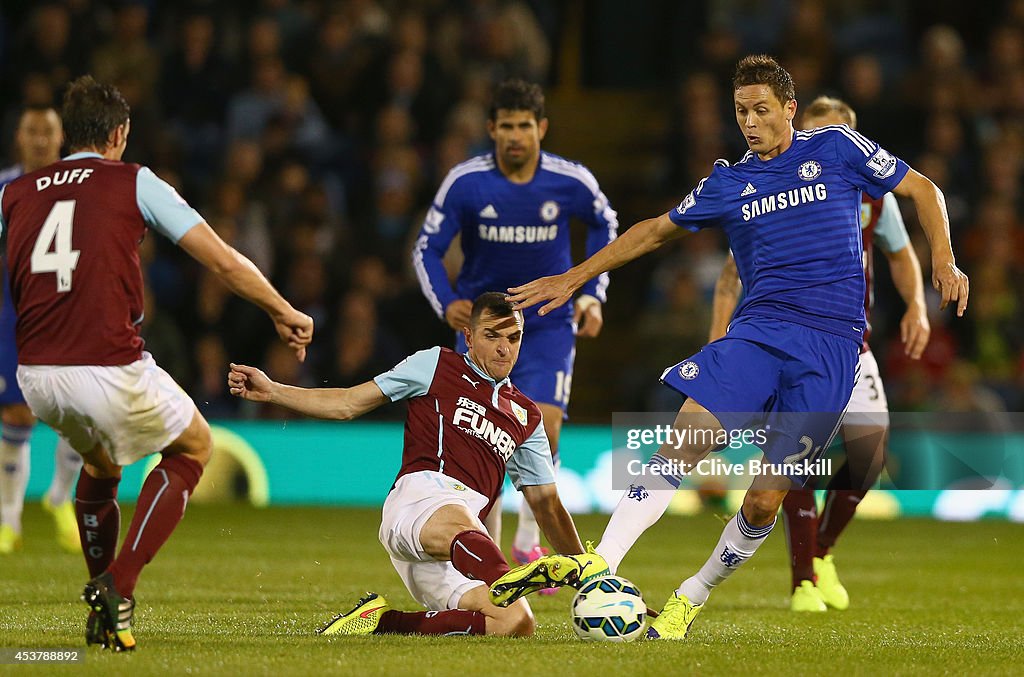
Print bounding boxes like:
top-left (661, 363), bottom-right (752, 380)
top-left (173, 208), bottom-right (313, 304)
top-left (669, 125), bottom-right (910, 341)
top-left (414, 152), bottom-right (618, 327)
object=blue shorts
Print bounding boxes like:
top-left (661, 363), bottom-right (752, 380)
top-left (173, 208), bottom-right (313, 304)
top-left (0, 272), bottom-right (22, 406)
top-left (455, 319), bottom-right (575, 412)
top-left (661, 316), bottom-right (859, 482)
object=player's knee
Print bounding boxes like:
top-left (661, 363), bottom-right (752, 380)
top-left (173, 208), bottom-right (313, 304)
top-left (489, 603), bottom-right (535, 637)
top-left (742, 491), bottom-right (783, 525)
top-left (166, 412), bottom-right (213, 467)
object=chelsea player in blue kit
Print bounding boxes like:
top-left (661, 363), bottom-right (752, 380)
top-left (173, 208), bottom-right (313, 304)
top-left (489, 55), bottom-right (969, 638)
top-left (0, 106), bottom-right (83, 555)
top-left (414, 80), bottom-right (618, 561)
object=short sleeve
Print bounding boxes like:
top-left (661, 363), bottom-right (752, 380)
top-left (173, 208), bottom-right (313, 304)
top-left (666, 165), bottom-right (727, 231)
top-left (506, 419), bottom-right (556, 488)
top-left (874, 192), bottom-right (911, 253)
top-left (136, 167), bottom-right (203, 242)
top-left (834, 126), bottom-right (910, 199)
top-left (373, 346), bottom-right (442, 402)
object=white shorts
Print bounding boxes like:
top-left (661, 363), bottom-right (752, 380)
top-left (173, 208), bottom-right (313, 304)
top-left (379, 470), bottom-right (490, 610)
top-left (17, 352), bottom-right (197, 466)
top-left (844, 349), bottom-right (889, 428)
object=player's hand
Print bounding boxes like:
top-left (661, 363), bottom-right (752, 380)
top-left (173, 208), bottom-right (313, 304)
top-left (574, 295), bottom-right (604, 338)
top-left (508, 273), bottom-right (580, 316)
top-left (228, 363), bottom-right (274, 402)
top-left (932, 259), bottom-right (969, 317)
top-left (900, 302), bottom-right (930, 359)
top-left (273, 308), bottom-right (314, 362)
top-left (445, 299), bottom-right (473, 330)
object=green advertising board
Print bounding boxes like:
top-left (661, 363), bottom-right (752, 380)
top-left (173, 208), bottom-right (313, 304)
top-left (21, 421), bottom-right (1024, 521)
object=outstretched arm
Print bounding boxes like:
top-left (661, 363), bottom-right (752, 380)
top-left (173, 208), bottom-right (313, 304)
top-left (891, 169), bottom-right (969, 316)
top-left (180, 224), bottom-right (313, 360)
top-left (522, 483), bottom-right (585, 555)
top-left (227, 363), bottom-right (389, 420)
top-left (709, 253), bottom-right (741, 342)
top-left (507, 212), bottom-right (685, 315)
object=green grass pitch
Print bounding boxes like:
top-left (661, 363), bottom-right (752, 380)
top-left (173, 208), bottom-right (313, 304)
top-left (1, 503), bottom-right (1022, 676)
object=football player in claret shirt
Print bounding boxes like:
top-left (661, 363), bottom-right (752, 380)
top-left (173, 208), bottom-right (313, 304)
top-left (0, 105), bottom-right (83, 556)
top-left (0, 76), bottom-right (313, 651)
top-left (228, 293), bottom-right (602, 637)
top-left (413, 79), bottom-right (618, 564)
top-left (711, 96), bottom-right (930, 613)
top-left (490, 55), bottom-right (968, 639)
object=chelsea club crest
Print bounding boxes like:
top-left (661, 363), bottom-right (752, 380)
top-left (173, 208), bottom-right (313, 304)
top-left (540, 200), bottom-right (560, 221)
top-left (798, 160), bottom-right (821, 181)
top-left (678, 361), bottom-right (699, 380)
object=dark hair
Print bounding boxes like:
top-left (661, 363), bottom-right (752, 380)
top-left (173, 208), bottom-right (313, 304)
top-left (803, 95), bottom-right (857, 129)
top-left (471, 292), bottom-right (518, 325)
top-left (61, 75), bottom-right (130, 151)
top-left (732, 55), bottom-right (795, 104)
top-left (488, 79), bottom-right (545, 121)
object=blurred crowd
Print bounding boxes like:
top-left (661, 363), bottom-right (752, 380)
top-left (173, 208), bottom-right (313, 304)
top-left (0, 0), bottom-right (1021, 421)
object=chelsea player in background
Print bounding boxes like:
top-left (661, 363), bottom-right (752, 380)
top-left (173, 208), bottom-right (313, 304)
top-left (0, 106), bottom-right (83, 556)
top-left (489, 55), bottom-right (969, 638)
top-left (413, 79), bottom-right (618, 563)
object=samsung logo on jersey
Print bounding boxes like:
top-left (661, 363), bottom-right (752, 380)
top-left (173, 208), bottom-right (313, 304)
top-left (478, 224), bottom-right (559, 243)
top-left (741, 183), bottom-right (828, 222)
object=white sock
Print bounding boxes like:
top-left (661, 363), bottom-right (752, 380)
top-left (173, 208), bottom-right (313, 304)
top-left (596, 454), bottom-right (682, 573)
top-left (514, 457), bottom-right (558, 553)
top-left (0, 424), bottom-right (33, 533)
top-left (513, 498), bottom-right (540, 553)
top-left (678, 510), bottom-right (776, 605)
top-left (47, 438), bottom-right (83, 506)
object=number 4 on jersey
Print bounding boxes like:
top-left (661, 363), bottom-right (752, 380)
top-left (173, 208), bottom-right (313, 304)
top-left (31, 199), bottom-right (80, 292)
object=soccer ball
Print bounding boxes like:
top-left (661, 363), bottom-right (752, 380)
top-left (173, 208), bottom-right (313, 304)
top-left (570, 575), bottom-right (646, 642)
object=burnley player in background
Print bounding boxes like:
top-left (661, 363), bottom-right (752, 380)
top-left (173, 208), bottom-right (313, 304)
top-left (228, 293), bottom-right (591, 638)
top-left (710, 96), bottom-right (930, 612)
top-left (0, 105), bottom-right (83, 556)
top-left (0, 76), bottom-right (313, 652)
top-left (413, 80), bottom-right (618, 563)
top-left (490, 55), bottom-right (968, 639)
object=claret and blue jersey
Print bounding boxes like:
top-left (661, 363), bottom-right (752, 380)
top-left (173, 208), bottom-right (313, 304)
top-left (669, 125), bottom-right (910, 342)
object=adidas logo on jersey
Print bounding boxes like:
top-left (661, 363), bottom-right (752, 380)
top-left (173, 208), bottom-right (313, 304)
top-left (479, 204), bottom-right (499, 218)
top-left (740, 182), bottom-right (757, 196)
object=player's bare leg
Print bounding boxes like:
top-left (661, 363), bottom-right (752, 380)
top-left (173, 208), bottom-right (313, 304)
top-left (0, 404), bottom-right (34, 554)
